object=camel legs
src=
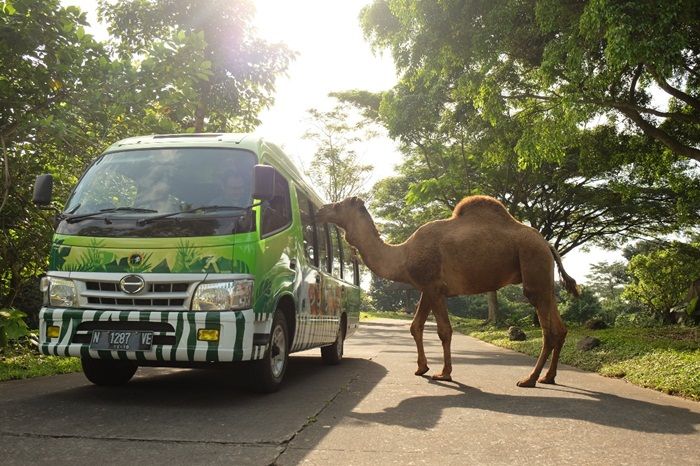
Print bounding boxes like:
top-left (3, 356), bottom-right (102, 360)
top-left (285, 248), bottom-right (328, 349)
top-left (517, 291), bottom-right (567, 387)
top-left (410, 294), bottom-right (431, 376)
top-left (431, 294), bottom-right (453, 381)
top-left (539, 324), bottom-right (567, 384)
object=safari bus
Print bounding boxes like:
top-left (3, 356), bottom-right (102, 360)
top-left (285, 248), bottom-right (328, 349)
top-left (32, 133), bottom-right (361, 392)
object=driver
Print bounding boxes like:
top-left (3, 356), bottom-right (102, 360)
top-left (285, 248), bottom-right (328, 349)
top-left (211, 170), bottom-right (249, 207)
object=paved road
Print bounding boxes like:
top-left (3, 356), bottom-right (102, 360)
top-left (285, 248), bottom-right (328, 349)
top-left (1, 318), bottom-right (699, 465)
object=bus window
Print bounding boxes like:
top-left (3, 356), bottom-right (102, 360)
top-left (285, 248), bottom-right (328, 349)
top-left (296, 189), bottom-right (318, 267)
top-left (330, 225), bottom-right (343, 278)
top-left (317, 221), bottom-right (331, 273)
top-left (342, 239), bottom-right (355, 284)
top-left (353, 258), bottom-right (360, 286)
top-left (261, 169), bottom-right (291, 237)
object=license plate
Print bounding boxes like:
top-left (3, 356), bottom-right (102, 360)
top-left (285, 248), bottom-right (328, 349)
top-left (89, 330), bottom-right (153, 351)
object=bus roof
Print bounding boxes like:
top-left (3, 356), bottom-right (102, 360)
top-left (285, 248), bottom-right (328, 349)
top-left (103, 133), bottom-right (327, 205)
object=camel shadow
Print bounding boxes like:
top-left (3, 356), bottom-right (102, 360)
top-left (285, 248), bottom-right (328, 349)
top-left (349, 378), bottom-right (700, 434)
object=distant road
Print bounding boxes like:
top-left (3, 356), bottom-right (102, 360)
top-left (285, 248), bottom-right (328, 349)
top-left (1, 318), bottom-right (698, 465)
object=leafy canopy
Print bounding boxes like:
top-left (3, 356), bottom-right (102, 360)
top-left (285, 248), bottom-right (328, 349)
top-left (361, 0), bottom-right (700, 163)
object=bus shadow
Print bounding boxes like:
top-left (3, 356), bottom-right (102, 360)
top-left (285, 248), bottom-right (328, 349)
top-left (1, 356), bottom-right (388, 448)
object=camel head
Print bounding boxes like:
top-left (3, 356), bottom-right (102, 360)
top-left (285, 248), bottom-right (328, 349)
top-left (315, 196), bottom-right (368, 228)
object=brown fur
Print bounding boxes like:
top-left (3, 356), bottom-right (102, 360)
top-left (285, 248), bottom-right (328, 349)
top-left (451, 195), bottom-right (513, 220)
top-left (316, 195), bottom-right (579, 386)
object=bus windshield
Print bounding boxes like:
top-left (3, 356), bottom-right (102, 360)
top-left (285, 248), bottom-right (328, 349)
top-left (65, 148), bottom-right (257, 217)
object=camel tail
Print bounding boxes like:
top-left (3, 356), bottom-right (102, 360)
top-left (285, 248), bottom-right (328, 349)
top-left (548, 243), bottom-right (581, 298)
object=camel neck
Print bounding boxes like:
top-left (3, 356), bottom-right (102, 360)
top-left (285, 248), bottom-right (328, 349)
top-left (343, 215), bottom-right (409, 284)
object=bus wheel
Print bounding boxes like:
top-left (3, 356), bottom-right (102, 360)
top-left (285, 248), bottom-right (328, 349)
top-left (81, 357), bottom-right (137, 386)
top-left (253, 310), bottom-right (289, 393)
top-left (321, 318), bottom-right (345, 365)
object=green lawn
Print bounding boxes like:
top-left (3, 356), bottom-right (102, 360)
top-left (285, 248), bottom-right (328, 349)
top-left (0, 351), bottom-right (81, 381)
top-left (362, 311), bottom-right (700, 401)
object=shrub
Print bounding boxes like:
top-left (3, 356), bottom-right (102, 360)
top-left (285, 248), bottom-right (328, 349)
top-left (560, 288), bottom-right (603, 323)
top-left (614, 312), bottom-right (661, 328)
top-left (0, 308), bottom-right (30, 349)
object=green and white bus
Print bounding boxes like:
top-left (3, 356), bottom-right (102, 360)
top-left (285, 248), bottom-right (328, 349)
top-left (33, 133), bottom-right (361, 392)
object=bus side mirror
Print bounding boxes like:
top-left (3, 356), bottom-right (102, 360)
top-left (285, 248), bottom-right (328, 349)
top-left (253, 165), bottom-right (275, 201)
top-left (33, 174), bottom-right (54, 206)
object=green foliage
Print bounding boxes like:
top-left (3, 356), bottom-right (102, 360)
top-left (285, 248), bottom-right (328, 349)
top-left (361, 0), bottom-right (700, 163)
top-left (0, 308), bottom-right (29, 348)
top-left (362, 84), bottom-right (696, 255)
top-left (623, 240), bottom-right (700, 323)
top-left (586, 261), bottom-right (630, 303)
top-left (559, 288), bottom-right (604, 324)
top-left (303, 102), bottom-right (376, 202)
top-left (368, 274), bottom-right (418, 312)
top-left (0, 0), bottom-right (110, 308)
top-left (613, 312), bottom-right (660, 329)
top-left (98, 0), bottom-right (293, 132)
top-left (0, 1), bottom-right (292, 310)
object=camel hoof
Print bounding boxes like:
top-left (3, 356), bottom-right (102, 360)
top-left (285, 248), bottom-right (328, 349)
top-left (415, 366), bottom-right (430, 376)
top-left (516, 378), bottom-right (537, 388)
top-left (538, 376), bottom-right (556, 385)
top-left (431, 373), bottom-right (452, 381)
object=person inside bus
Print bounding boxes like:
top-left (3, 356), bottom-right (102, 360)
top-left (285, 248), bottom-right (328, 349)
top-left (210, 170), bottom-right (250, 207)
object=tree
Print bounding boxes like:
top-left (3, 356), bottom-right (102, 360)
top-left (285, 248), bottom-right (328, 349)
top-left (99, 0), bottom-right (293, 132)
top-left (303, 103), bottom-right (375, 202)
top-left (361, 0), bottom-right (700, 164)
top-left (338, 81), bottom-right (698, 256)
top-left (623, 239), bottom-right (700, 323)
top-left (339, 80), bottom-right (698, 325)
top-left (1, 1), bottom-right (294, 313)
top-left (0, 0), bottom-right (113, 309)
top-left (586, 261), bottom-right (630, 300)
top-left (369, 274), bottom-right (418, 312)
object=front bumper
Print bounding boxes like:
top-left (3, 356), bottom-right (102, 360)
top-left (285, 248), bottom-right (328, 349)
top-left (39, 307), bottom-right (270, 363)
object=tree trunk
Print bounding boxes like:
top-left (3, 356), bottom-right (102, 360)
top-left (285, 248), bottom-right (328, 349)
top-left (487, 291), bottom-right (500, 323)
top-left (193, 80), bottom-right (212, 133)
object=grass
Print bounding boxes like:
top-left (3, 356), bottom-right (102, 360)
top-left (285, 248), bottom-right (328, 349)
top-left (362, 311), bottom-right (700, 401)
top-left (0, 351), bottom-right (81, 382)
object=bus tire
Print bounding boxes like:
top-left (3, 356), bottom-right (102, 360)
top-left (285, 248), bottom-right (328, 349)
top-left (81, 357), bottom-right (137, 386)
top-left (253, 310), bottom-right (289, 393)
top-left (321, 317), bottom-right (345, 365)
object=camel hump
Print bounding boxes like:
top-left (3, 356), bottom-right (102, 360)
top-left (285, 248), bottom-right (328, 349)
top-left (452, 195), bottom-right (513, 220)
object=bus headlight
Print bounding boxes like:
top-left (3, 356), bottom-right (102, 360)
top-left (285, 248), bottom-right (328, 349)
top-left (48, 278), bottom-right (78, 307)
top-left (191, 280), bottom-right (253, 311)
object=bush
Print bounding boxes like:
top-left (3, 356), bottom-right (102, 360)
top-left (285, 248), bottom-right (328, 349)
top-left (560, 288), bottom-right (603, 323)
top-left (614, 312), bottom-right (661, 328)
top-left (0, 308), bottom-right (30, 349)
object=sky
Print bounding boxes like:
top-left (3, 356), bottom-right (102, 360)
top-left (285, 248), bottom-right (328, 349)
top-left (62, 0), bottom-right (620, 282)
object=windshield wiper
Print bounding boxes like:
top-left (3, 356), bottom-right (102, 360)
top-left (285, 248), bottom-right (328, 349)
top-left (136, 204), bottom-right (251, 226)
top-left (64, 207), bottom-right (158, 224)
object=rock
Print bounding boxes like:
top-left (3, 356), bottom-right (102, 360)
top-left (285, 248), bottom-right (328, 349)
top-left (508, 326), bottom-right (527, 341)
top-left (577, 336), bottom-right (601, 351)
top-left (585, 318), bottom-right (608, 330)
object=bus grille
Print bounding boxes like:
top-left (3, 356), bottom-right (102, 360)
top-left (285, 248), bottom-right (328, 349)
top-left (78, 279), bottom-right (194, 310)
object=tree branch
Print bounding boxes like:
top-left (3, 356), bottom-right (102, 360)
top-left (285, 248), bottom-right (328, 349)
top-left (648, 65), bottom-right (700, 111)
top-left (615, 106), bottom-right (700, 162)
top-left (0, 135), bottom-right (9, 214)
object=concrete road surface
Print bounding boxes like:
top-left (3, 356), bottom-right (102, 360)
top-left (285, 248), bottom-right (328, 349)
top-left (1, 318), bottom-right (698, 465)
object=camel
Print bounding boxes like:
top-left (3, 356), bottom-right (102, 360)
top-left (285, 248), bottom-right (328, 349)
top-left (315, 195), bottom-right (580, 387)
